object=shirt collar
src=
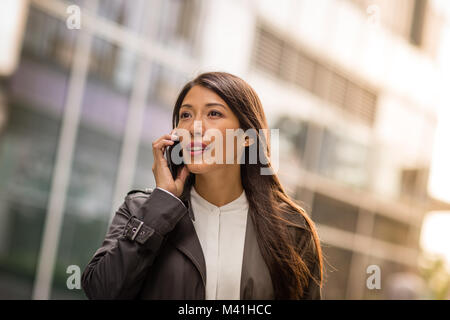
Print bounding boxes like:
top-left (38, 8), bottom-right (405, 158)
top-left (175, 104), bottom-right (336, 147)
top-left (190, 185), bottom-right (248, 214)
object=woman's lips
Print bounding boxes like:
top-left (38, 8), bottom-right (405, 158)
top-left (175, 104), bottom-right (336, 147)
top-left (186, 142), bottom-right (211, 156)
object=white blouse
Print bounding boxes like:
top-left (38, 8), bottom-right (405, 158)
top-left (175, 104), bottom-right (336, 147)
top-left (154, 186), bottom-right (249, 300)
top-left (190, 186), bottom-right (249, 300)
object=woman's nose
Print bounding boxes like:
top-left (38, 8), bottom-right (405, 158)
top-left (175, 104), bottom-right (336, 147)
top-left (189, 119), bottom-right (205, 138)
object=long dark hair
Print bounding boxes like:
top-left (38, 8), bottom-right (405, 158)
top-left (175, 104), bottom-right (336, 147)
top-left (171, 71), bottom-right (323, 299)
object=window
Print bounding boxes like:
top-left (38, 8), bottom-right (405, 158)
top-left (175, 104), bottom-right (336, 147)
top-left (145, 0), bottom-right (201, 56)
top-left (318, 129), bottom-right (370, 189)
top-left (372, 214), bottom-right (410, 247)
top-left (0, 104), bottom-right (66, 299)
top-left (400, 167), bottom-right (429, 201)
top-left (97, 0), bottom-right (146, 32)
top-left (312, 192), bottom-right (359, 233)
top-left (363, 257), bottom-right (407, 299)
top-left (147, 63), bottom-right (189, 109)
top-left (252, 25), bottom-right (378, 126)
top-left (88, 37), bottom-right (138, 94)
top-left (22, 7), bottom-right (77, 70)
top-left (274, 115), bottom-right (309, 161)
top-left (347, 0), bottom-right (417, 41)
top-left (410, 0), bottom-right (428, 46)
top-left (321, 245), bottom-right (353, 299)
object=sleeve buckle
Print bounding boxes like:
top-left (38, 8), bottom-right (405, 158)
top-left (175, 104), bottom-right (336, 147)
top-left (131, 219), bottom-right (144, 241)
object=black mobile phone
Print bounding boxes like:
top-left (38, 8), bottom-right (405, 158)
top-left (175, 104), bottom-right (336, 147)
top-left (165, 139), bottom-right (184, 180)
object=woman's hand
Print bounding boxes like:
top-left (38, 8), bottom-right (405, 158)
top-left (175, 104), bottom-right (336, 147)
top-left (152, 130), bottom-right (190, 198)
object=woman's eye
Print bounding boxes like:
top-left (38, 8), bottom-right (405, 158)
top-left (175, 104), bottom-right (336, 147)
top-left (180, 111), bottom-right (222, 119)
top-left (209, 110), bottom-right (222, 117)
top-left (180, 112), bottom-right (190, 119)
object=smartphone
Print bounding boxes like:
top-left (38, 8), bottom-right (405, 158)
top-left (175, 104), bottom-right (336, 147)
top-left (165, 139), bottom-right (184, 180)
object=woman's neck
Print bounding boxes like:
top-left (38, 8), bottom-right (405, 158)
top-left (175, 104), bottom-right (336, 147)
top-left (193, 164), bottom-right (243, 207)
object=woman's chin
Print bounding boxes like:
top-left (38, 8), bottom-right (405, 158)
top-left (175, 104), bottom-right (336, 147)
top-left (186, 162), bottom-right (216, 174)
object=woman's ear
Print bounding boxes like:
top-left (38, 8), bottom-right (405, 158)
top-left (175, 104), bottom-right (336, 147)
top-left (243, 136), bottom-right (255, 147)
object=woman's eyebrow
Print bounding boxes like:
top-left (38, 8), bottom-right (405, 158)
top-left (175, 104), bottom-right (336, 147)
top-left (181, 103), bottom-right (227, 109)
top-left (205, 103), bottom-right (226, 109)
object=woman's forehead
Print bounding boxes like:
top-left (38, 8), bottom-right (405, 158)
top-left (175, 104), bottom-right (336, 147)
top-left (182, 85), bottom-right (228, 107)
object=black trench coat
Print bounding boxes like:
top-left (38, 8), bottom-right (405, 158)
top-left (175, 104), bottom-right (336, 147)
top-left (81, 185), bottom-right (322, 300)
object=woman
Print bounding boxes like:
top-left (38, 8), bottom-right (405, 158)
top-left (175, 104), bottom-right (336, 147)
top-left (81, 71), bottom-right (324, 300)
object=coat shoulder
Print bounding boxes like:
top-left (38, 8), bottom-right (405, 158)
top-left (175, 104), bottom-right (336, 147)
top-left (126, 187), bottom-right (154, 198)
top-left (124, 188), bottom-right (154, 210)
top-left (279, 203), bottom-right (311, 232)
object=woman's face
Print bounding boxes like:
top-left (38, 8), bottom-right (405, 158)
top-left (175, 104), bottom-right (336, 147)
top-left (176, 85), bottom-right (245, 174)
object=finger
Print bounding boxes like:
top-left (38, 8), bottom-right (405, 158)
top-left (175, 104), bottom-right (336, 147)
top-left (161, 132), bottom-right (180, 142)
top-left (157, 140), bottom-right (175, 159)
top-left (151, 131), bottom-right (179, 165)
top-left (152, 139), bottom-right (173, 157)
top-left (152, 139), bottom-right (175, 162)
top-left (153, 133), bottom-right (179, 146)
top-left (153, 138), bottom-right (175, 150)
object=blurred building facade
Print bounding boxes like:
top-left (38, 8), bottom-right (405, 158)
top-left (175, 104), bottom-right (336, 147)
top-left (0, 0), bottom-right (448, 299)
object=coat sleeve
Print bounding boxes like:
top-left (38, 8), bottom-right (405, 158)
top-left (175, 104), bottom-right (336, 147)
top-left (297, 230), bottom-right (323, 300)
top-left (303, 254), bottom-right (322, 300)
top-left (81, 187), bottom-right (187, 299)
